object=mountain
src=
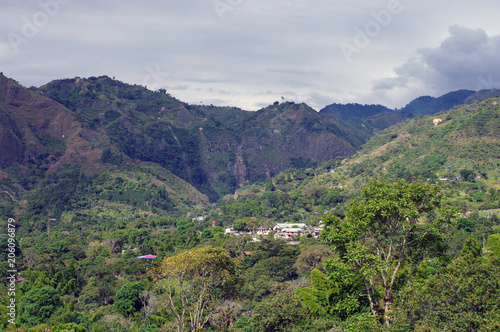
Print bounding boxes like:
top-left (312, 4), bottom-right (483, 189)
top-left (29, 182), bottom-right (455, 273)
top-left (1, 72), bottom-right (494, 208)
top-left (36, 75), bottom-right (358, 200)
top-left (319, 89), bottom-right (478, 143)
top-left (227, 96), bottom-right (500, 227)
top-left (318, 103), bottom-right (392, 120)
top-left (0, 73), bottom-right (209, 222)
top-left (339, 95), bottom-right (500, 192)
top-left (319, 103), bottom-right (404, 144)
top-left (399, 89), bottom-right (476, 116)
top-left (464, 89), bottom-right (500, 103)
top-left (0, 74), bottom-right (362, 205)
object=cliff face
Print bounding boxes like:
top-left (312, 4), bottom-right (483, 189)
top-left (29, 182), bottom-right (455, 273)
top-left (234, 102), bottom-right (356, 180)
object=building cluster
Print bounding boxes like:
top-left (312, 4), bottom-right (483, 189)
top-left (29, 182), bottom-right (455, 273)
top-left (224, 222), bottom-right (323, 242)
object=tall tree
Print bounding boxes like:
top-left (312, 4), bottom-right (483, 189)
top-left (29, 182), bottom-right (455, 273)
top-left (152, 246), bottom-right (240, 332)
top-left (321, 180), bottom-right (457, 326)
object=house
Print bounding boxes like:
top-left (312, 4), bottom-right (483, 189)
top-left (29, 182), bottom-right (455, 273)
top-left (273, 223), bottom-right (308, 240)
top-left (274, 227), bottom-right (303, 240)
top-left (225, 225), bottom-right (272, 237)
top-left (307, 226), bottom-right (323, 238)
top-left (256, 226), bottom-right (271, 236)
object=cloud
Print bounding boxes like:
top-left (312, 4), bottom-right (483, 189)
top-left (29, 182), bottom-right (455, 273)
top-left (3, 1), bottom-right (500, 111)
top-left (373, 25), bottom-right (500, 93)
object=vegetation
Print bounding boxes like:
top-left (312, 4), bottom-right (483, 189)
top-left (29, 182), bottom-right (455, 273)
top-left (321, 180), bottom-right (457, 326)
top-left (0, 72), bottom-right (500, 330)
top-left (152, 246), bottom-right (240, 332)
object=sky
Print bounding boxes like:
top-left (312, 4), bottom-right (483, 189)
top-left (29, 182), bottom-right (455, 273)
top-left (1, 0), bottom-right (500, 111)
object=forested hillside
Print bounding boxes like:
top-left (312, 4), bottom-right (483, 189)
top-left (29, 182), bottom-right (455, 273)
top-left (37, 75), bottom-right (358, 200)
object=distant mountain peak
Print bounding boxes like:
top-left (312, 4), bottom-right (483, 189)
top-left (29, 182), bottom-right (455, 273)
top-left (400, 89), bottom-right (476, 116)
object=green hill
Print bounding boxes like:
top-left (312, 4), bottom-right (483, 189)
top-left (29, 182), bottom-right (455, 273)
top-left (318, 90), bottom-right (478, 145)
top-left (308, 97), bottom-right (500, 218)
top-left (0, 74), bottom-right (209, 227)
top-left (353, 97), bottom-right (500, 184)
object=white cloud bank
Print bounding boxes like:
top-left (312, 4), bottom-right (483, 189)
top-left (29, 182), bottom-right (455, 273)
top-left (372, 25), bottom-right (500, 102)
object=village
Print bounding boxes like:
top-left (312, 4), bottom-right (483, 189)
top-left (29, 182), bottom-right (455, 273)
top-left (224, 222), bottom-right (324, 244)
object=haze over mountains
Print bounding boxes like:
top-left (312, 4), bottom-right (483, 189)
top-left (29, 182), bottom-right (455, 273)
top-left (0, 72), bottom-right (499, 203)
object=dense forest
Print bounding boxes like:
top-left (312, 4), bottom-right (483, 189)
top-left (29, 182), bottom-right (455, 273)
top-left (1, 175), bottom-right (499, 331)
top-left (1, 74), bottom-right (500, 331)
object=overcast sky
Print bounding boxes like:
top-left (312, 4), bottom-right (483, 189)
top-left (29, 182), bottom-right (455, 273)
top-left (1, 0), bottom-right (500, 111)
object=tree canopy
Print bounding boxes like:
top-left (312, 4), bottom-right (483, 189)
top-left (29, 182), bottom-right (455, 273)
top-left (152, 246), bottom-right (241, 332)
top-left (321, 180), bottom-right (457, 326)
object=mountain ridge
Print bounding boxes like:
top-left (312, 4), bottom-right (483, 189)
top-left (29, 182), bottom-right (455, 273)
top-left (1, 74), bottom-right (359, 201)
top-left (3, 72), bottom-right (500, 202)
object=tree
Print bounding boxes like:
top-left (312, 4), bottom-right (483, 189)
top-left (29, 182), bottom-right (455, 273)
top-left (293, 244), bottom-right (333, 275)
top-left (209, 300), bottom-right (242, 331)
top-left (232, 218), bottom-right (248, 231)
top-left (393, 238), bottom-right (500, 331)
top-left (152, 246), bottom-right (241, 332)
top-left (296, 266), bottom-right (369, 320)
top-left (18, 286), bottom-right (63, 326)
top-left (460, 169), bottom-right (476, 182)
top-left (487, 233), bottom-right (500, 257)
top-left (113, 282), bottom-right (145, 318)
top-left (51, 323), bottom-right (88, 332)
top-left (321, 180), bottom-right (456, 326)
top-left (457, 217), bottom-right (476, 232)
top-left (264, 180), bottom-right (275, 192)
top-left (253, 285), bottom-right (307, 332)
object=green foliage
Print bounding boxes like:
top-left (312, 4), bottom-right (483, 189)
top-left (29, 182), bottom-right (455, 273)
top-left (459, 237), bottom-right (482, 260)
top-left (113, 282), bottom-right (145, 318)
top-left (292, 245), bottom-right (333, 275)
top-left (232, 316), bottom-right (257, 332)
top-left (394, 253), bottom-right (500, 331)
top-left (18, 286), bottom-right (63, 326)
top-left (264, 180), bottom-right (275, 192)
top-left (239, 238), bottom-right (299, 301)
top-left (487, 233), bottom-right (500, 257)
top-left (232, 218), bottom-right (248, 231)
top-left (253, 289), bottom-right (308, 332)
top-left (460, 169), bottom-right (476, 182)
top-left (219, 170), bottom-right (349, 225)
top-left (321, 180), bottom-right (456, 326)
top-left (457, 217), bottom-right (476, 232)
top-left (242, 256), bottom-right (298, 300)
top-left (51, 322), bottom-right (89, 332)
top-left (153, 246), bottom-right (241, 332)
top-left (297, 267), bottom-right (368, 320)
